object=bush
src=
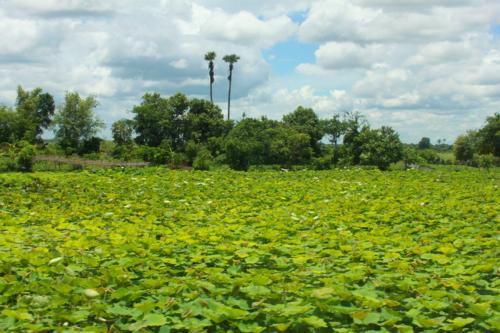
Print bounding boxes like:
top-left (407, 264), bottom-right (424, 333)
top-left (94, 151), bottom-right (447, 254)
top-left (402, 147), bottom-right (426, 168)
top-left (225, 138), bottom-right (252, 171)
top-left (79, 137), bottom-right (103, 155)
top-left (169, 152), bottom-right (188, 168)
top-left (418, 149), bottom-right (443, 165)
top-left (474, 154), bottom-right (498, 169)
top-left (133, 146), bottom-right (169, 165)
top-left (0, 141), bottom-right (37, 172)
top-left (310, 156), bottom-right (332, 170)
top-left (454, 131), bottom-right (477, 164)
top-left (17, 142), bottom-right (36, 172)
top-left (193, 148), bottom-right (213, 171)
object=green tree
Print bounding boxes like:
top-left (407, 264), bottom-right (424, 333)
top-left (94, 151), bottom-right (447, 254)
top-left (225, 118), bottom-right (269, 170)
top-left (204, 51), bottom-right (216, 103)
top-left (132, 93), bottom-right (189, 149)
top-left (133, 93), bottom-right (172, 147)
top-left (16, 86), bottom-right (55, 143)
top-left (168, 93), bottom-right (190, 149)
top-left (418, 137), bottom-right (431, 149)
top-left (0, 106), bottom-right (22, 143)
top-left (476, 113), bottom-right (499, 157)
top-left (283, 106), bottom-right (323, 153)
top-left (342, 111), bottom-right (367, 165)
top-left (186, 98), bottom-right (228, 144)
top-left (222, 54), bottom-right (240, 120)
top-left (112, 119), bottom-right (134, 146)
top-left (53, 92), bottom-right (104, 154)
top-left (263, 126), bottom-right (312, 166)
top-left (359, 126), bottom-right (404, 170)
top-left (322, 114), bottom-right (347, 164)
top-left (454, 131), bottom-right (477, 163)
top-left (225, 117), bottom-right (313, 170)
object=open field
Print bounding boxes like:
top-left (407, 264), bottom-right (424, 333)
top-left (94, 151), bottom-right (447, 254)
top-left (0, 168), bottom-right (498, 332)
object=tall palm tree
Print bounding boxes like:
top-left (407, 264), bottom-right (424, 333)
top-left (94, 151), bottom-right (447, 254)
top-left (223, 54), bottom-right (240, 120)
top-left (204, 52), bottom-right (216, 103)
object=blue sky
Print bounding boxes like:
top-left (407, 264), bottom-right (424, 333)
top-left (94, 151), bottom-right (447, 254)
top-left (0, 0), bottom-right (499, 143)
top-left (493, 24), bottom-right (500, 36)
top-left (264, 39), bottom-right (318, 76)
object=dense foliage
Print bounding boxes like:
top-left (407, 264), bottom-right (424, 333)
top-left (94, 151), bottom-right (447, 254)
top-left (453, 113), bottom-right (500, 166)
top-left (0, 85), bottom-right (498, 171)
top-left (0, 87), bottom-right (55, 144)
top-left (52, 92), bottom-right (105, 155)
top-left (0, 168), bottom-right (498, 332)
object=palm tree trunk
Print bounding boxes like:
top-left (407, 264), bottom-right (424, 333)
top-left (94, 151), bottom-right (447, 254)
top-left (227, 72), bottom-right (232, 120)
top-left (210, 81), bottom-right (213, 103)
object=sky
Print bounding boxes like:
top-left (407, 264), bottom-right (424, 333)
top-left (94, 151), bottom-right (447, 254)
top-left (1, 0), bottom-right (499, 143)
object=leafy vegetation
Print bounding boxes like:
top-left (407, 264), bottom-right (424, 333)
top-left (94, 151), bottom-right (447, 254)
top-left (453, 114), bottom-right (500, 166)
top-left (0, 83), bottom-right (498, 171)
top-left (52, 92), bottom-right (104, 155)
top-left (0, 168), bottom-right (498, 332)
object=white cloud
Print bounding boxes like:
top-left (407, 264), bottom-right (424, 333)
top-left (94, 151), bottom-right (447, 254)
top-left (0, 0), bottom-right (499, 142)
top-left (407, 41), bottom-right (479, 65)
top-left (0, 16), bottom-right (38, 54)
top-left (170, 59), bottom-right (188, 69)
top-left (197, 0), bottom-right (313, 17)
top-left (8, 0), bottom-right (113, 16)
top-left (177, 4), bottom-right (296, 48)
top-left (299, 0), bottom-right (500, 44)
top-left (315, 42), bottom-right (386, 69)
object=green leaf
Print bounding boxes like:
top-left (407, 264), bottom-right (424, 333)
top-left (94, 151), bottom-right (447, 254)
top-left (351, 311), bottom-right (380, 325)
top-left (311, 287), bottom-right (334, 299)
top-left (413, 315), bottom-right (444, 328)
top-left (106, 304), bottom-right (142, 318)
top-left (447, 317), bottom-right (475, 329)
top-left (468, 302), bottom-right (491, 317)
top-left (240, 285), bottom-right (271, 298)
top-left (302, 316), bottom-right (328, 328)
top-left (237, 322), bottom-right (265, 333)
top-left (2, 309), bottom-right (33, 321)
top-left (127, 313), bottom-right (167, 331)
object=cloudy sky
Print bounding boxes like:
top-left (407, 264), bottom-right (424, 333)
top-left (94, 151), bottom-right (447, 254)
top-left (1, 0), bottom-right (499, 142)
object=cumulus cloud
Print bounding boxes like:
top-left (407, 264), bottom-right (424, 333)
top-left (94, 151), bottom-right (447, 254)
top-left (310, 42), bottom-right (387, 70)
top-left (197, 0), bottom-right (313, 17)
top-left (6, 0), bottom-right (113, 17)
top-left (407, 41), bottom-right (479, 65)
top-left (0, 0), bottom-right (292, 126)
top-left (0, 17), bottom-right (38, 55)
top-left (299, 0), bottom-right (500, 43)
top-left (176, 4), bottom-right (296, 48)
top-left (0, 0), bottom-right (499, 142)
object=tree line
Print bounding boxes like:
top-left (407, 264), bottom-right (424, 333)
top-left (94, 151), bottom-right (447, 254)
top-left (1, 85), bottom-right (498, 172)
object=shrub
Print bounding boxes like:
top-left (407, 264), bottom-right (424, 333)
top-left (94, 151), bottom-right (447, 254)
top-left (16, 141), bottom-right (36, 172)
top-left (418, 149), bottom-right (443, 165)
top-left (310, 156), bottom-right (332, 170)
top-left (79, 137), bottom-right (102, 155)
top-left (475, 154), bottom-right (498, 169)
top-left (454, 131), bottom-right (477, 164)
top-left (402, 147), bottom-right (426, 168)
top-left (169, 152), bottom-right (188, 168)
top-left (133, 146), bottom-right (169, 165)
top-left (193, 148), bottom-right (213, 171)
